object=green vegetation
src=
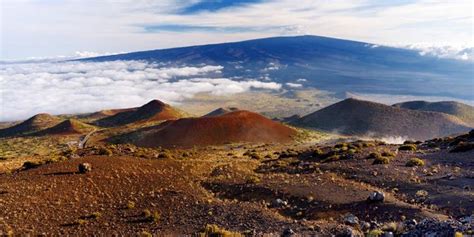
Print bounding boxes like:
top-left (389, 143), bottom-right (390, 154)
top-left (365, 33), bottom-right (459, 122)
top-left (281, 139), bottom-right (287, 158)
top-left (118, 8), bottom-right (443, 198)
top-left (246, 175), bottom-right (261, 184)
top-left (0, 136), bottom-right (70, 160)
top-left (73, 219), bottom-right (87, 226)
top-left (322, 154), bottom-right (340, 163)
top-left (22, 161), bottom-right (44, 170)
top-left (139, 231), bottom-right (153, 237)
top-left (398, 144), bottom-right (417, 151)
top-left (97, 147), bottom-right (113, 156)
top-left (157, 152), bottom-right (171, 159)
top-left (367, 152), bottom-right (382, 159)
top-left (88, 212), bottom-right (102, 219)
top-left (406, 158), bottom-right (425, 167)
top-left (198, 224), bottom-right (243, 237)
top-left (381, 150), bottom-right (395, 157)
top-left (142, 209), bottom-right (160, 223)
top-left (127, 201), bottom-right (136, 209)
top-left (373, 156), bottom-right (390, 165)
top-left (312, 148), bottom-right (323, 157)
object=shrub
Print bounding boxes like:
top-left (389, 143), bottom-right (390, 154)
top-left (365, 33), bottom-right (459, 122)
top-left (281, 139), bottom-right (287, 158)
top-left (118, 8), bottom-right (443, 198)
top-left (450, 142), bottom-right (474, 153)
top-left (347, 148), bottom-right (358, 155)
top-left (406, 158), bottom-right (425, 167)
top-left (246, 176), bottom-right (261, 184)
top-left (322, 154), bottom-right (340, 163)
top-left (22, 161), bottom-right (43, 170)
top-left (143, 209), bottom-right (160, 223)
top-left (89, 212), bottom-right (101, 219)
top-left (157, 152), bottom-right (171, 159)
top-left (312, 148), bottom-right (324, 157)
top-left (366, 152), bottom-right (382, 159)
top-left (249, 153), bottom-right (262, 160)
top-left (198, 224), bottom-right (243, 237)
top-left (97, 147), bottom-right (112, 156)
top-left (74, 219), bottom-right (87, 225)
top-left (398, 144), bottom-right (417, 151)
top-left (381, 151), bottom-right (395, 157)
top-left (127, 201), bottom-right (136, 209)
top-left (139, 231), bottom-right (153, 237)
top-left (373, 156), bottom-right (390, 165)
top-left (334, 143), bottom-right (348, 149)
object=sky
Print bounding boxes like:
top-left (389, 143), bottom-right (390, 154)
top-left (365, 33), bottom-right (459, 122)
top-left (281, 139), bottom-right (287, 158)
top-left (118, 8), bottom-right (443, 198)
top-left (1, 0), bottom-right (473, 59)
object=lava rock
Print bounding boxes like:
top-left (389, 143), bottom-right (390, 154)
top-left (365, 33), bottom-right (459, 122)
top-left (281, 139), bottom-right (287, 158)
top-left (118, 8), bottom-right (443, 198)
top-left (78, 163), bottom-right (92, 173)
top-left (272, 198), bottom-right (288, 208)
top-left (344, 213), bottom-right (359, 225)
top-left (383, 232), bottom-right (394, 237)
top-left (367, 191), bottom-right (385, 203)
top-left (404, 219), bottom-right (418, 230)
top-left (281, 227), bottom-right (295, 237)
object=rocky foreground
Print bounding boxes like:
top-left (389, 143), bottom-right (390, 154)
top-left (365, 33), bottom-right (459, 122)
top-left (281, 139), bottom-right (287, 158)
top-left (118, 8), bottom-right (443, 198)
top-left (0, 131), bottom-right (473, 236)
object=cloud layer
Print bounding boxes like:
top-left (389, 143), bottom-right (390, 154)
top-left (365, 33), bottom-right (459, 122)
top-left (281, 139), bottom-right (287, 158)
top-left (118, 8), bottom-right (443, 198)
top-left (0, 61), bottom-right (281, 121)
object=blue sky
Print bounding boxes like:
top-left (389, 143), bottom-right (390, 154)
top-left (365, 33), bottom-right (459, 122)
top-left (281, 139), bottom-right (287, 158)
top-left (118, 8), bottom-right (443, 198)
top-left (1, 0), bottom-right (472, 59)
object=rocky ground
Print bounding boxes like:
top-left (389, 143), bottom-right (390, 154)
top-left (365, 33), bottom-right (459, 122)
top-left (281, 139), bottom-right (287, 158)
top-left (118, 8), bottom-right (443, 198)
top-left (0, 137), bottom-right (472, 236)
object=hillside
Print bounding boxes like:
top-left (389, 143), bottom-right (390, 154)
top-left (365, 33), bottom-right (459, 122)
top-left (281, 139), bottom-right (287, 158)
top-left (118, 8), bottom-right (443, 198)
top-left (0, 113), bottom-right (61, 137)
top-left (393, 101), bottom-right (474, 126)
top-left (202, 107), bottom-right (239, 117)
top-left (128, 110), bottom-right (296, 147)
top-left (34, 119), bottom-right (95, 136)
top-left (94, 100), bottom-right (183, 127)
top-left (77, 108), bottom-right (136, 122)
top-left (82, 35), bottom-right (474, 101)
top-left (293, 98), bottom-right (472, 140)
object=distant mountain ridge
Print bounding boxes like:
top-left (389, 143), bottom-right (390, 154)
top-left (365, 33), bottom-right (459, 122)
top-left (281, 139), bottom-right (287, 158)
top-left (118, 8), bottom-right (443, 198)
top-left (82, 35), bottom-right (474, 100)
top-left (393, 101), bottom-right (474, 127)
top-left (293, 98), bottom-right (472, 140)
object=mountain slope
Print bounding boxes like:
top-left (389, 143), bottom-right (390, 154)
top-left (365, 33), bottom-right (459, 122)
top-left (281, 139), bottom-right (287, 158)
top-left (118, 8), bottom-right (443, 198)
top-left (95, 100), bottom-right (183, 127)
top-left (203, 107), bottom-right (239, 117)
top-left (0, 113), bottom-right (61, 137)
top-left (34, 119), bottom-right (95, 136)
top-left (393, 101), bottom-right (474, 127)
top-left (83, 35), bottom-right (474, 100)
top-left (293, 98), bottom-right (471, 140)
top-left (127, 110), bottom-right (296, 147)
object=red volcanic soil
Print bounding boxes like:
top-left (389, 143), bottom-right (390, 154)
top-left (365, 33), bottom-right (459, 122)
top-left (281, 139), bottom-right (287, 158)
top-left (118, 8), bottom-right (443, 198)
top-left (95, 100), bottom-right (183, 127)
top-left (0, 113), bottom-right (61, 137)
top-left (34, 119), bottom-right (95, 136)
top-left (135, 110), bottom-right (296, 147)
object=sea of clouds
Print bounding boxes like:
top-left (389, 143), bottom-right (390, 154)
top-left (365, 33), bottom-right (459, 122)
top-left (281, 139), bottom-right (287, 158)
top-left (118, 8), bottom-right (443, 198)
top-left (0, 60), bottom-right (282, 122)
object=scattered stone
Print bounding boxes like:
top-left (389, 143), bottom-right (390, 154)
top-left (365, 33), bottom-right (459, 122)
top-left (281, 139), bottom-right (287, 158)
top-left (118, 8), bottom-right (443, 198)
top-left (281, 227), bottom-right (295, 237)
top-left (360, 221), bottom-right (371, 231)
top-left (403, 219), bottom-right (418, 231)
top-left (383, 232), bottom-right (394, 237)
top-left (459, 215), bottom-right (473, 224)
top-left (402, 218), bottom-right (467, 236)
top-left (344, 213), bottom-right (359, 225)
top-left (78, 163), bottom-right (92, 173)
top-left (272, 198), bottom-right (288, 208)
top-left (367, 191), bottom-right (385, 203)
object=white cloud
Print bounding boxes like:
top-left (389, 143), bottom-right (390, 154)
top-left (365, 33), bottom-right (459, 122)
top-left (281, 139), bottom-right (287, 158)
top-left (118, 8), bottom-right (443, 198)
top-left (1, 0), bottom-right (472, 59)
top-left (400, 44), bottom-right (474, 61)
top-left (0, 60), bottom-right (281, 121)
top-left (296, 78), bottom-right (307, 82)
top-left (285, 82), bottom-right (303, 88)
